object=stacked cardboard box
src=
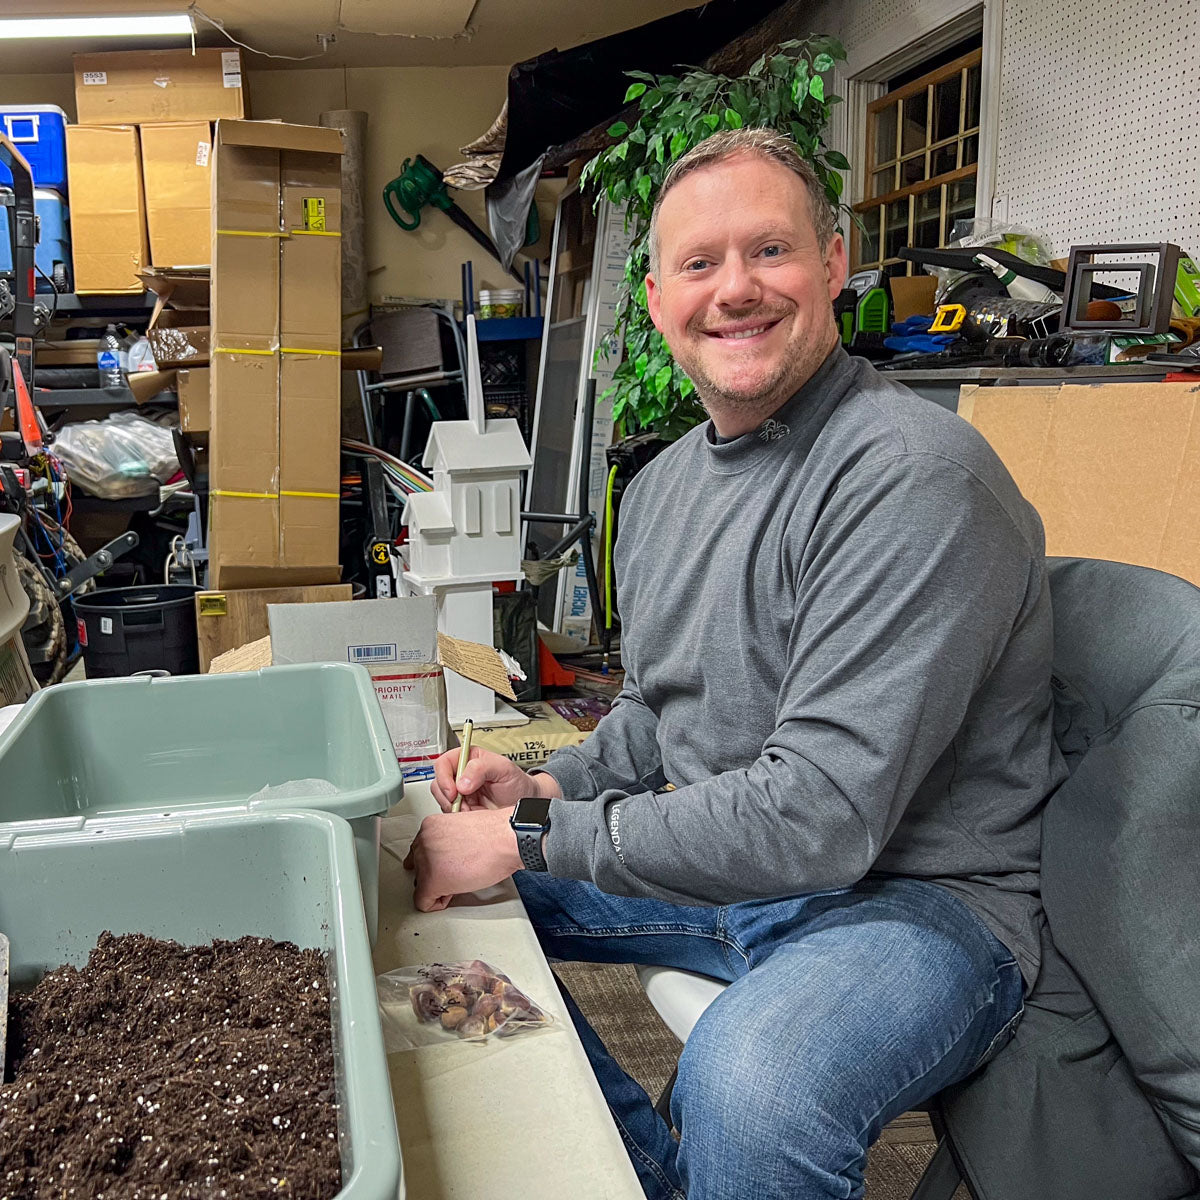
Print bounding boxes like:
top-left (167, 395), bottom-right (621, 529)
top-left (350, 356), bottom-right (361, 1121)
top-left (207, 120), bottom-right (344, 589)
top-left (67, 49), bottom-right (244, 289)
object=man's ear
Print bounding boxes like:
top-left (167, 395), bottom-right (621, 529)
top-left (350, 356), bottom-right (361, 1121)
top-left (824, 232), bottom-right (849, 302)
top-left (646, 272), bottom-right (664, 334)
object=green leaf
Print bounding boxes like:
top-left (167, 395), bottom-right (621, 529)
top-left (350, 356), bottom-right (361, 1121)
top-left (607, 120), bottom-right (629, 137)
top-left (748, 54), bottom-right (767, 78)
top-left (678, 376), bottom-right (695, 399)
top-left (809, 76), bottom-right (825, 102)
top-left (702, 113), bottom-right (721, 132)
top-left (648, 132), bottom-right (665, 163)
top-left (670, 129), bottom-right (689, 159)
top-left (626, 70), bottom-right (657, 83)
top-left (825, 149), bottom-right (850, 169)
top-left (624, 82), bottom-right (647, 103)
top-left (814, 52), bottom-right (834, 72)
top-left (826, 169), bottom-right (844, 197)
top-left (636, 174), bottom-right (653, 205)
top-left (653, 365), bottom-right (673, 395)
top-left (634, 351), bottom-right (649, 379)
top-left (724, 108), bottom-right (743, 129)
top-left (769, 55), bottom-right (791, 79)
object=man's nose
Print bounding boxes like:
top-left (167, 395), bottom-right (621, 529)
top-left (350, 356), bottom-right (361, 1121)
top-left (712, 256), bottom-right (762, 308)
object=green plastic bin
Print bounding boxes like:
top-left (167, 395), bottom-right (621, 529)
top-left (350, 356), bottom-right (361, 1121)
top-left (0, 808), bottom-right (403, 1199)
top-left (0, 663), bottom-right (403, 944)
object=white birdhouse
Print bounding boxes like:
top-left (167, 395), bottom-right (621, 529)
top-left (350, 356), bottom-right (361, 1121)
top-left (401, 316), bottom-right (533, 727)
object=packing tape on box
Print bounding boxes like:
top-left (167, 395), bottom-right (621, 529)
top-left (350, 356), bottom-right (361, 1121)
top-left (212, 346), bottom-right (341, 357)
top-left (211, 489), bottom-right (340, 500)
top-left (288, 229), bottom-right (342, 237)
top-left (216, 228), bottom-right (286, 237)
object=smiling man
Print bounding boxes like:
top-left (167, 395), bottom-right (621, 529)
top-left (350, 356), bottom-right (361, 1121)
top-left (406, 129), bottom-right (1064, 1200)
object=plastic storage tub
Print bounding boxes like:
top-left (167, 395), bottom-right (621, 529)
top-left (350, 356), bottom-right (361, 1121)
top-left (0, 105), bottom-right (69, 191)
top-left (0, 663), bottom-right (403, 942)
top-left (0, 807), bottom-right (404, 1200)
top-left (0, 188), bottom-right (71, 292)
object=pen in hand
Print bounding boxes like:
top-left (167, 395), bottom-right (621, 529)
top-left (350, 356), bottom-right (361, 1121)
top-left (450, 718), bottom-right (474, 813)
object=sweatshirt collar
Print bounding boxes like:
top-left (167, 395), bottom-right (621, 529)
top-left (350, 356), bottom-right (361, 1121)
top-left (702, 346), bottom-right (852, 475)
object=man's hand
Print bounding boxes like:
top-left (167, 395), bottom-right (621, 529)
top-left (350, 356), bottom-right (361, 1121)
top-left (403, 808), bottom-right (524, 912)
top-left (431, 746), bottom-right (559, 813)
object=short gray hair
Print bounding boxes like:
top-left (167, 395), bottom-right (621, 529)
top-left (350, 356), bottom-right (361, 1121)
top-left (647, 128), bottom-right (836, 277)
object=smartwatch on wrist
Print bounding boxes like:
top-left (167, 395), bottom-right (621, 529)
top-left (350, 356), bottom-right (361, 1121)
top-left (510, 796), bottom-right (552, 872)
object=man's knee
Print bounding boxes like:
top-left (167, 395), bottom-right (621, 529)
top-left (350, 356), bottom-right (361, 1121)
top-left (671, 995), bottom-right (860, 1164)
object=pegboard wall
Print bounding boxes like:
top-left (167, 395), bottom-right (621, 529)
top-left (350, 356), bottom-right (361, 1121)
top-left (994, 0), bottom-right (1200, 255)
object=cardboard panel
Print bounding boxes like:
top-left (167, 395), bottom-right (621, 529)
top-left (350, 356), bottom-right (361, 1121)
top-left (209, 353), bottom-right (279, 495)
top-left (207, 493), bottom-right (279, 589)
top-left (279, 355), bottom-right (340, 495)
top-left (959, 382), bottom-right (1200, 586)
top-left (64, 125), bottom-right (148, 293)
top-left (74, 49), bottom-right (244, 125)
top-left (178, 367), bottom-right (210, 435)
top-left (140, 122), bottom-right (213, 268)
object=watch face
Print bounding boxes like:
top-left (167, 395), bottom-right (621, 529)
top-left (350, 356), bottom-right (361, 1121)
top-left (512, 796), bottom-right (552, 828)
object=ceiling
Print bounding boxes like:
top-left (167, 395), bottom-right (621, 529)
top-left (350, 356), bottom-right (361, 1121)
top-left (0, 0), bottom-right (708, 73)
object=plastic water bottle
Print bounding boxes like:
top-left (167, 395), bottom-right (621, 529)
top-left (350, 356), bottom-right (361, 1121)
top-left (98, 324), bottom-right (123, 392)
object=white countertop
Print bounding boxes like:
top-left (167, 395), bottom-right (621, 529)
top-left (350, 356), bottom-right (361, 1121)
top-left (373, 782), bottom-right (644, 1200)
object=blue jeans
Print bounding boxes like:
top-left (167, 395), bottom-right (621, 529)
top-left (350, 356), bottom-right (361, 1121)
top-left (515, 873), bottom-right (1025, 1200)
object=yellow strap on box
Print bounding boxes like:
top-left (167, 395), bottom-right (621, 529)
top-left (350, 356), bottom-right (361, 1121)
top-left (211, 489), bottom-right (279, 500)
top-left (212, 347), bottom-right (276, 357)
top-left (215, 228), bottom-right (286, 238)
top-left (281, 490), bottom-right (340, 499)
top-left (288, 228), bottom-right (341, 237)
top-left (280, 347), bottom-right (342, 357)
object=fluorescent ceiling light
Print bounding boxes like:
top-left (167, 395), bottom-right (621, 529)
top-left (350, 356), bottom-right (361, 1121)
top-left (0, 14), bottom-right (194, 39)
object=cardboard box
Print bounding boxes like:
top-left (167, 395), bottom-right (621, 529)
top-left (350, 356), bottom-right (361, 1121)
top-left (959, 382), bottom-right (1200, 586)
top-left (178, 367), bottom-right (210, 434)
top-left (472, 701), bottom-right (588, 768)
top-left (140, 122), bottom-right (213, 268)
top-left (74, 48), bottom-right (244, 126)
top-left (269, 596), bottom-right (448, 779)
top-left (146, 313), bottom-right (210, 369)
top-left (64, 124), bottom-right (148, 293)
top-left (208, 120), bottom-right (344, 589)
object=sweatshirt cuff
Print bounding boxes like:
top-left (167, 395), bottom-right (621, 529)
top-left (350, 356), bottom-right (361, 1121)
top-left (545, 794), bottom-right (610, 881)
top-left (534, 746), bottom-right (599, 801)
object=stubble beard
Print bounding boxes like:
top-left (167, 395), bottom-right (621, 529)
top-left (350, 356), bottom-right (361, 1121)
top-left (675, 306), bottom-right (836, 421)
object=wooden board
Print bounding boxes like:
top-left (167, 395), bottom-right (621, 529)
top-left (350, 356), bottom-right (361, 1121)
top-left (195, 584), bottom-right (351, 672)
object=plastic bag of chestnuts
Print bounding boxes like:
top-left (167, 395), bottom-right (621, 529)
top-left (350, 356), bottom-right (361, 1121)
top-left (376, 959), bottom-right (556, 1051)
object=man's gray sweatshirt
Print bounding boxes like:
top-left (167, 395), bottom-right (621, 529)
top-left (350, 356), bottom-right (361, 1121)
top-left (542, 347), bottom-right (1066, 986)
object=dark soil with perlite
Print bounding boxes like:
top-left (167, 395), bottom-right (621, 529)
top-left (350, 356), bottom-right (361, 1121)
top-left (0, 933), bottom-right (341, 1199)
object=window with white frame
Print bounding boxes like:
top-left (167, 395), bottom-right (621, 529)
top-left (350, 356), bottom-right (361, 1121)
top-left (851, 40), bottom-right (983, 277)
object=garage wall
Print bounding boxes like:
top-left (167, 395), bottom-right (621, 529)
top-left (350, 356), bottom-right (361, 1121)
top-left (0, 65), bottom-right (557, 303)
top-left (791, 0), bottom-right (1200, 256)
top-left (990, 0), bottom-right (1200, 255)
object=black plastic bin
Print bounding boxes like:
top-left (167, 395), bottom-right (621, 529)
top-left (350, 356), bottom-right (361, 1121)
top-left (74, 585), bottom-right (200, 678)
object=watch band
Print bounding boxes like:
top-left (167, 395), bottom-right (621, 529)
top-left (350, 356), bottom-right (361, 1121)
top-left (514, 827), bottom-right (548, 872)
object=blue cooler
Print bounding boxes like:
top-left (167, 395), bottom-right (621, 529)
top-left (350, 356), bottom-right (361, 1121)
top-left (0, 188), bottom-right (71, 292)
top-left (0, 106), bottom-right (69, 192)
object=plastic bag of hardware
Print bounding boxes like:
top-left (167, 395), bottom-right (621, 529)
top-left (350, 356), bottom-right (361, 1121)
top-left (53, 411), bottom-right (179, 500)
top-left (376, 959), bottom-right (556, 1051)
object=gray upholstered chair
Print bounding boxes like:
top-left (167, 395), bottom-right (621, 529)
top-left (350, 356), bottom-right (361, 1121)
top-left (638, 557), bottom-right (1200, 1199)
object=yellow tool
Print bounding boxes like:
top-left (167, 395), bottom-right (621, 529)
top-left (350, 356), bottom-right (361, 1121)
top-left (931, 303), bottom-right (967, 333)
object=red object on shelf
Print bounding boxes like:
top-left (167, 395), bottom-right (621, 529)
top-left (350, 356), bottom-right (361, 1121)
top-left (493, 580), bottom-right (517, 594)
top-left (538, 637), bottom-right (575, 687)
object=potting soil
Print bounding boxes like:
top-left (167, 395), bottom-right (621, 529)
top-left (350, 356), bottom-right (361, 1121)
top-left (0, 932), bottom-right (341, 1199)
